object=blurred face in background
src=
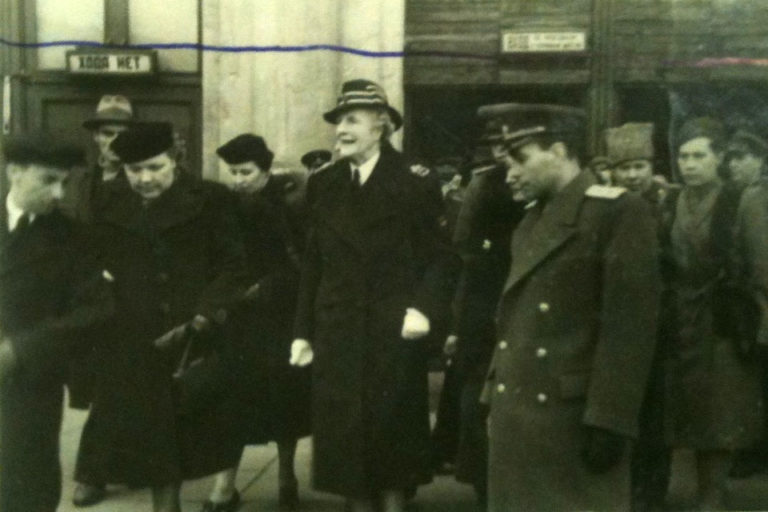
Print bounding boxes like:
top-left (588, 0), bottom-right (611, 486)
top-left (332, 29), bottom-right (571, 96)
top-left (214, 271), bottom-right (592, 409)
top-left (93, 123), bottom-right (129, 164)
top-left (612, 159), bottom-right (654, 193)
top-left (124, 151), bottom-right (177, 200)
top-left (6, 163), bottom-right (69, 214)
top-left (225, 161), bottom-right (270, 194)
top-left (728, 151), bottom-right (764, 188)
top-left (334, 108), bottom-right (383, 165)
top-left (677, 137), bottom-right (722, 188)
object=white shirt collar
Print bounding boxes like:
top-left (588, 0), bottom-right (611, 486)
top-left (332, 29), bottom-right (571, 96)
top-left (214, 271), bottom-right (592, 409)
top-left (6, 194), bottom-right (34, 232)
top-left (350, 150), bottom-right (380, 186)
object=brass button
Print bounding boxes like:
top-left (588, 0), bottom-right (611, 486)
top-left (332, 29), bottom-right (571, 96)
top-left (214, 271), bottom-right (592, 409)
top-left (157, 272), bottom-right (169, 283)
top-left (160, 302), bottom-right (171, 314)
top-left (538, 302), bottom-right (550, 313)
top-left (482, 239), bottom-right (492, 250)
top-left (497, 383), bottom-right (506, 393)
top-left (536, 347), bottom-right (548, 358)
top-left (499, 340), bottom-right (508, 350)
top-left (537, 393), bottom-right (548, 404)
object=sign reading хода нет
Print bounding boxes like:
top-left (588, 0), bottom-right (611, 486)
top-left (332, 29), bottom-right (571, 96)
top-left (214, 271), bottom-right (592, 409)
top-left (501, 31), bottom-right (587, 53)
top-left (66, 49), bottom-right (157, 75)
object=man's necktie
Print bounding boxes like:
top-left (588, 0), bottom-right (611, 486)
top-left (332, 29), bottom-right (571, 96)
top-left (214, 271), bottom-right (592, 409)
top-left (351, 168), bottom-right (361, 189)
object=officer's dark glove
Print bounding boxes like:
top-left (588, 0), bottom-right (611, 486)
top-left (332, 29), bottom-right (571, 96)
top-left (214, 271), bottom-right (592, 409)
top-left (581, 426), bottom-right (625, 474)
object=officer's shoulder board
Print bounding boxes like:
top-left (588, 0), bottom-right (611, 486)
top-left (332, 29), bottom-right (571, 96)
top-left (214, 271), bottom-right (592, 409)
top-left (310, 160), bottom-right (334, 176)
top-left (472, 164), bottom-right (498, 177)
top-left (584, 184), bottom-right (627, 200)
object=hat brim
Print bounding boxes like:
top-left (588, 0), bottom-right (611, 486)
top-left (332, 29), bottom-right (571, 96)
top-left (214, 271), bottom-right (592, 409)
top-left (323, 104), bottom-right (403, 131)
top-left (82, 118), bottom-right (134, 130)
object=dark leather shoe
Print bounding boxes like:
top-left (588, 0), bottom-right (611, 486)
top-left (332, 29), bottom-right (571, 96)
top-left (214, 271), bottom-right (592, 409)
top-left (200, 490), bottom-right (240, 512)
top-left (278, 482), bottom-right (299, 511)
top-left (72, 483), bottom-right (106, 507)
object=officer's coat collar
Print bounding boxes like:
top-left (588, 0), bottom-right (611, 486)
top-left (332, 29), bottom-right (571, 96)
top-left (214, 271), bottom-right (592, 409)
top-left (502, 170), bottom-right (594, 294)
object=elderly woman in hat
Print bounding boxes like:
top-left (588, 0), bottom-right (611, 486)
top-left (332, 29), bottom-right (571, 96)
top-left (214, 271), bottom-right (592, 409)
top-left (73, 122), bottom-right (246, 512)
top-left (290, 79), bottom-right (455, 512)
top-left (661, 117), bottom-right (763, 510)
top-left (196, 134), bottom-right (310, 512)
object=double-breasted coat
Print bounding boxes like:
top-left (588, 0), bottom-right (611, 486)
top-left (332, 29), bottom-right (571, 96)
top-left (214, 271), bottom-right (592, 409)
top-left (294, 144), bottom-right (457, 498)
top-left (483, 170), bottom-right (661, 512)
top-left (75, 173), bottom-right (247, 486)
top-left (0, 210), bottom-right (113, 512)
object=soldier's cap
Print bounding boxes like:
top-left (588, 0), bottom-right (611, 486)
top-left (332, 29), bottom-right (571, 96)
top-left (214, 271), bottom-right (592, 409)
top-left (675, 117), bottom-right (726, 151)
top-left (300, 149), bottom-right (332, 169)
top-left (83, 94), bottom-right (134, 130)
top-left (604, 122), bottom-right (655, 166)
top-left (727, 129), bottom-right (768, 158)
top-left (477, 103), bottom-right (586, 150)
top-left (111, 122), bottom-right (174, 164)
top-left (323, 79), bottom-right (402, 131)
top-left (3, 132), bottom-right (85, 169)
top-left (216, 133), bottom-right (274, 171)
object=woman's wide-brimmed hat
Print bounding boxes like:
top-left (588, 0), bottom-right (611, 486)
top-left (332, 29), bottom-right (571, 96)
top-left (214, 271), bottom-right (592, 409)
top-left (323, 79), bottom-right (403, 130)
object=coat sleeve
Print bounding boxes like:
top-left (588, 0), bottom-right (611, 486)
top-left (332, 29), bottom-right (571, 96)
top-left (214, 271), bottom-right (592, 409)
top-left (582, 195), bottom-right (661, 438)
top-left (410, 175), bottom-right (462, 331)
top-left (8, 229), bottom-right (115, 375)
top-left (292, 220), bottom-right (323, 341)
top-left (735, 188), bottom-right (768, 346)
top-left (194, 186), bottom-right (248, 322)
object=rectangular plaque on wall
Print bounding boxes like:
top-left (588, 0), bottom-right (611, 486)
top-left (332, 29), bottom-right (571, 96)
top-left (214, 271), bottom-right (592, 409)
top-left (501, 31), bottom-right (587, 53)
top-left (66, 48), bottom-right (158, 75)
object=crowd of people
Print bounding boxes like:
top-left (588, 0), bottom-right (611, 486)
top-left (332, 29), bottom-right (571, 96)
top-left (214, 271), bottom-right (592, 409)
top-left (1, 77), bottom-right (768, 512)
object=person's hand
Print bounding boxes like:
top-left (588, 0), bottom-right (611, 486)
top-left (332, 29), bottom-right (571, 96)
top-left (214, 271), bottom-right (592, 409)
top-left (444, 334), bottom-right (459, 357)
top-left (401, 308), bottom-right (430, 340)
top-left (244, 282), bottom-right (260, 300)
top-left (289, 339), bottom-right (314, 367)
top-left (0, 340), bottom-right (17, 383)
top-left (581, 426), bottom-right (626, 474)
top-left (153, 322), bottom-right (191, 350)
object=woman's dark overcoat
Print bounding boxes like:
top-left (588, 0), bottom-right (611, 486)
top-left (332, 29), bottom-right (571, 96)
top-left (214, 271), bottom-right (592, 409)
top-left (228, 175), bottom-right (311, 444)
top-left (75, 174), bottom-right (247, 486)
top-left (293, 145), bottom-right (457, 498)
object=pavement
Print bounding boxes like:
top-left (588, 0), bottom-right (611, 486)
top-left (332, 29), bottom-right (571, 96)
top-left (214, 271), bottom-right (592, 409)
top-left (56, 372), bottom-right (479, 512)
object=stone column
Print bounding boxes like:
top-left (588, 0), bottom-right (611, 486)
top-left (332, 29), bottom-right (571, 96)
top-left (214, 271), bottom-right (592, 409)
top-left (202, 0), bottom-right (404, 181)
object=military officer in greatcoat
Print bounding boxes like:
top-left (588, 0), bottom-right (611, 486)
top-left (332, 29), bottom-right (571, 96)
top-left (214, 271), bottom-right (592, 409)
top-left (483, 104), bottom-right (661, 512)
top-left (0, 133), bottom-right (114, 512)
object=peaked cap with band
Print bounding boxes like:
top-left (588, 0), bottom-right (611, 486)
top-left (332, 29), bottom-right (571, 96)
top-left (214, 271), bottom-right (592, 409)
top-left (323, 79), bottom-right (403, 130)
top-left (477, 103), bottom-right (586, 149)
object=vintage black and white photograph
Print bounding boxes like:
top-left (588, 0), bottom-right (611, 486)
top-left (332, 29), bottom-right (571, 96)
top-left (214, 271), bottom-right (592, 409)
top-left (2, 1), bottom-right (768, 511)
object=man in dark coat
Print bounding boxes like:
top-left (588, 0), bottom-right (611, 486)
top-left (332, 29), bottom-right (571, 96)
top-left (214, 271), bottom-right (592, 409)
top-left (0, 133), bottom-right (114, 512)
top-left (290, 79), bottom-right (458, 512)
top-left (482, 104), bottom-right (661, 512)
top-left (441, 109), bottom-right (526, 509)
top-left (70, 93), bottom-right (135, 507)
top-left (73, 122), bottom-right (246, 512)
top-left (605, 122), bottom-right (673, 512)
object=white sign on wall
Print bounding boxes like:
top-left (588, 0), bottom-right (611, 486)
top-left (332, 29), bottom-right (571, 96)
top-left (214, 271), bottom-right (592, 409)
top-left (501, 31), bottom-right (587, 53)
top-left (66, 50), bottom-right (157, 75)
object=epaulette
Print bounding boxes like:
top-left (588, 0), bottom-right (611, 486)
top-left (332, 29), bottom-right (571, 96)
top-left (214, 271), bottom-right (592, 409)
top-left (283, 180), bottom-right (297, 193)
top-left (409, 164), bottom-right (431, 178)
top-left (585, 184), bottom-right (627, 200)
top-left (472, 164), bottom-right (498, 176)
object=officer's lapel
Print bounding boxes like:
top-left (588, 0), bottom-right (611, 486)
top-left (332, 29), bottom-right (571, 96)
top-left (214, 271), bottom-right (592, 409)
top-left (502, 171), bottom-right (592, 294)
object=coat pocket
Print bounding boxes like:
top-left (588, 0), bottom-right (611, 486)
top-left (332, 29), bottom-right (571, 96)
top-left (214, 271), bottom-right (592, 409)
top-left (558, 372), bottom-right (589, 400)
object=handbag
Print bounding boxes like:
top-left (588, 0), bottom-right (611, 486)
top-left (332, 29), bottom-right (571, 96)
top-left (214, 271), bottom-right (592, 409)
top-left (172, 326), bottom-right (229, 416)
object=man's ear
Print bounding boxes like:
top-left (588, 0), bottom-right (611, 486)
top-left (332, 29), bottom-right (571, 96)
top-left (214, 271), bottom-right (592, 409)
top-left (550, 141), bottom-right (568, 159)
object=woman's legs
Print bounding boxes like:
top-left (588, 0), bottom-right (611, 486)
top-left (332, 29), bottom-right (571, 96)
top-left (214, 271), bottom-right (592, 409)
top-left (277, 437), bottom-right (299, 509)
top-left (696, 449), bottom-right (733, 511)
top-left (152, 482), bottom-right (181, 512)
